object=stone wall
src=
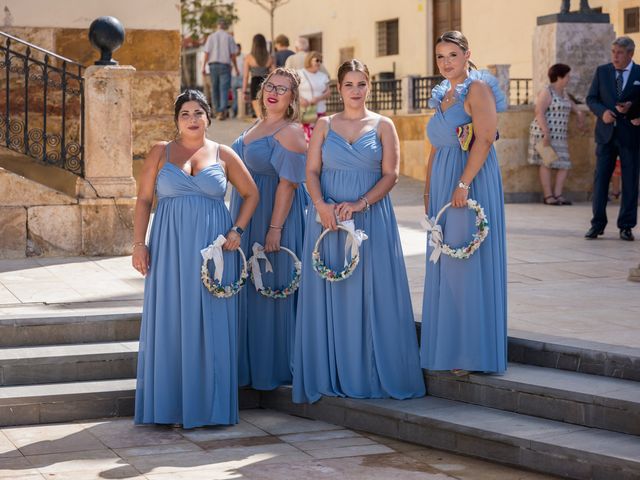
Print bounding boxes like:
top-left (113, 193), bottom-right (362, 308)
top-left (3, 26), bottom-right (180, 160)
top-left (392, 106), bottom-right (597, 202)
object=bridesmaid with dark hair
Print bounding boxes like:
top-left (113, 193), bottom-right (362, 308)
top-left (293, 59), bottom-right (425, 404)
top-left (132, 90), bottom-right (258, 428)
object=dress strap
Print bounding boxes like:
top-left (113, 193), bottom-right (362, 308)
top-left (165, 141), bottom-right (172, 162)
top-left (271, 122), bottom-right (290, 136)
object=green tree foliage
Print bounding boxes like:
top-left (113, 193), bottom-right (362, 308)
top-left (181, 0), bottom-right (239, 40)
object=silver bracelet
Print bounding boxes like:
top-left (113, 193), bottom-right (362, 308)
top-left (359, 195), bottom-right (370, 212)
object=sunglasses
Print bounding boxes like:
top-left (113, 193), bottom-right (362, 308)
top-left (263, 82), bottom-right (290, 95)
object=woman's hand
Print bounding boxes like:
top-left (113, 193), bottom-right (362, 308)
top-left (310, 97), bottom-right (318, 105)
top-left (316, 201), bottom-right (337, 230)
top-left (631, 118), bottom-right (640, 126)
top-left (224, 230), bottom-right (241, 250)
top-left (542, 132), bottom-right (551, 147)
top-left (300, 98), bottom-right (309, 108)
top-left (335, 200), bottom-right (365, 222)
top-left (132, 245), bottom-right (150, 276)
top-left (264, 228), bottom-right (282, 252)
top-left (451, 186), bottom-right (469, 208)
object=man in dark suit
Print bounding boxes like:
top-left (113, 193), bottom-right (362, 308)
top-left (586, 36), bottom-right (640, 241)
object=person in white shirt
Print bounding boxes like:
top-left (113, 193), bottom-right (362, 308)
top-left (285, 36), bottom-right (329, 76)
top-left (298, 51), bottom-right (330, 142)
top-left (202, 19), bottom-right (238, 120)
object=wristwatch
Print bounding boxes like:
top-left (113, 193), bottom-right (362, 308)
top-left (230, 225), bottom-right (244, 236)
top-left (457, 180), bottom-right (471, 191)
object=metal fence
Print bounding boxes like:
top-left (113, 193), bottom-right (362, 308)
top-left (326, 78), bottom-right (402, 114)
top-left (510, 78), bottom-right (532, 106)
top-left (412, 75), bottom-right (444, 110)
top-left (0, 31), bottom-right (85, 176)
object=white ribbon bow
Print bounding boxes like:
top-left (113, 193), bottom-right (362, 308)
top-left (422, 215), bottom-right (443, 264)
top-left (200, 235), bottom-right (227, 282)
top-left (339, 219), bottom-right (368, 267)
top-left (250, 242), bottom-right (273, 291)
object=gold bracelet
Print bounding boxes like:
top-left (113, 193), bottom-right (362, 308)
top-left (269, 224), bottom-right (283, 230)
top-left (132, 242), bottom-right (146, 249)
top-left (423, 193), bottom-right (430, 197)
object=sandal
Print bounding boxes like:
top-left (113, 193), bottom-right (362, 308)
top-left (555, 196), bottom-right (572, 206)
top-left (543, 195), bottom-right (559, 205)
top-left (608, 191), bottom-right (621, 201)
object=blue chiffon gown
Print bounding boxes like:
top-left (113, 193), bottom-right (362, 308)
top-left (135, 143), bottom-right (239, 428)
top-left (293, 117), bottom-right (426, 403)
top-left (229, 129), bottom-right (306, 390)
top-left (421, 70), bottom-right (508, 373)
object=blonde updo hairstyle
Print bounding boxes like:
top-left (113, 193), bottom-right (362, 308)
top-left (435, 31), bottom-right (477, 70)
top-left (256, 67), bottom-right (302, 122)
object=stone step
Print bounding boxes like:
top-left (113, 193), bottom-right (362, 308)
top-left (0, 341), bottom-right (138, 386)
top-left (261, 387), bottom-right (640, 480)
top-left (0, 378), bottom-right (136, 426)
top-left (425, 363), bottom-right (640, 436)
top-left (0, 310), bottom-right (141, 347)
top-left (508, 329), bottom-right (640, 381)
top-left (0, 379), bottom-right (260, 427)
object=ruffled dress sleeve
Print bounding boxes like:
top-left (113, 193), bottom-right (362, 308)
top-left (270, 140), bottom-right (306, 183)
top-left (457, 70), bottom-right (508, 112)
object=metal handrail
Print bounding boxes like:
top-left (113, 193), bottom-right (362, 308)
top-left (0, 30), bottom-right (85, 176)
top-left (0, 31), bottom-right (85, 69)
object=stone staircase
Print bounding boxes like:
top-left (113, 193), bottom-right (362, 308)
top-left (261, 332), bottom-right (640, 479)
top-left (1, 312), bottom-right (638, 479)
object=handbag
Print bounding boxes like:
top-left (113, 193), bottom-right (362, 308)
top-left (301, 104), bottom-right (317, 123)
top-left (301, 70), bottom-right (318, 123)
top-left (456, 123), bottom-right (500, 151)
top-left (534, 142), bottom-right (558, 167)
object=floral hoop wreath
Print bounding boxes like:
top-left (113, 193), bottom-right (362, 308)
top-left (200, 235), bottom-right (248, 298)
top-left (423, 199), bottom-right (489, 263)
top-left (248, 242), bottom-right (302, 299)
top-left (312, 221), bottom-right (368, 282)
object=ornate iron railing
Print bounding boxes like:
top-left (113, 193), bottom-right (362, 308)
top-left (510, 78), bottom-right (532, 106)
top-left (412, 75), bottom-right (444, 110)
top-left (326, 78), bottom-right (402, 114)
top-left (0, 31), bottom-right (85, 176)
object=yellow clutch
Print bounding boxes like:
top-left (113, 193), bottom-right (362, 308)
top-left (456, 123), bottom-right (499, 151)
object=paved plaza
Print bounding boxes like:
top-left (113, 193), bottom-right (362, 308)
top-left (0, 118), bottom-right (638, 479)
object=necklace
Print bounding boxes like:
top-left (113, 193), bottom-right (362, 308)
top-left (443, 90), bottom-right (455, 103)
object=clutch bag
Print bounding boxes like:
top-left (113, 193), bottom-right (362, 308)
top-left (534, 142), bottom-right (558, 167)
top-left (456, 123), bottom-right (499, 151)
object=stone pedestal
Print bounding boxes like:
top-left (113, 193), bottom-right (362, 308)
top-left (532, 22), bottom-right (614, 103)
top-left (82, 65), bottom-right (137, 198)
top-left (487, 64), bottom-right (511, 103)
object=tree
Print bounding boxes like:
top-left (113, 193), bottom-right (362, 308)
top-left (246, 0), bottom-right (291, 49)
top-left (181, 0), bottom-right (239, 41)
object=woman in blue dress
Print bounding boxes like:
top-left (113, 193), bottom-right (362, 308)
top-left (132, 90), bottom-right (259, 428)
top-left (230, 68), bottom-right (307, 390)
top-left (293, 60), bottom-right (425, 403)
top-left (421, 31), bottom-right (508, 375)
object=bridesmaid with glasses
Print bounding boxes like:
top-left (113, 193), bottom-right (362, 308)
top-left (230, 67), bottom-right (308, 390)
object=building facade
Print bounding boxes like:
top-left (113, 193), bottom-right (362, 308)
top-left (232, 0), bottom-right (640, 79)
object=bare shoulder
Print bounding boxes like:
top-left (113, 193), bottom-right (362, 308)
top-left (375, 114), bottom-right (397, 135)
top-left (146, 141), bottom-right (169, 162)
top-left (217, 143), bottom-right (240, 164)
top-left (275, 123), bottom-right (307, 154)
top-left (467, 80), bottom-right (492, 99)
top-left (313, 115), bottom-right (331, 134)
